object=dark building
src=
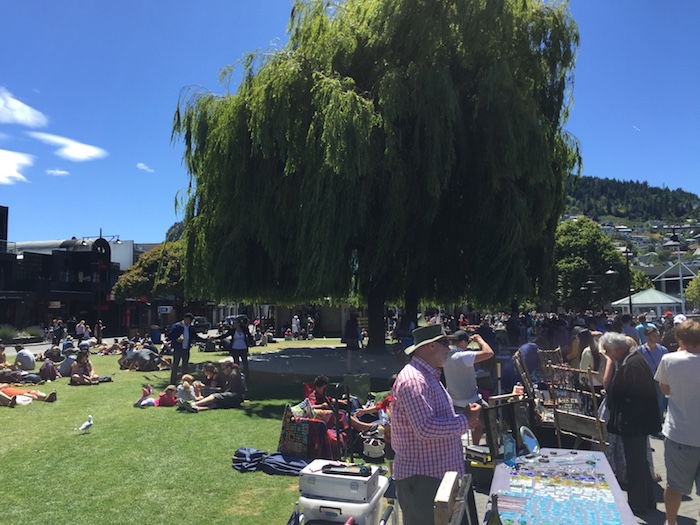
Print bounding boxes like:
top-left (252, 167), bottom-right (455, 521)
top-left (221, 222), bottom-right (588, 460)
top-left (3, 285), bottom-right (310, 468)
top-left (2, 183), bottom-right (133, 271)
top-left (0, 207), bottom-right (121, 332)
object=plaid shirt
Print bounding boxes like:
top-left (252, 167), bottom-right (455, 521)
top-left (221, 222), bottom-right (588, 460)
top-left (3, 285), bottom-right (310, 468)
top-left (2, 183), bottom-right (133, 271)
top-left (392, 357), bottom-right (469, 480)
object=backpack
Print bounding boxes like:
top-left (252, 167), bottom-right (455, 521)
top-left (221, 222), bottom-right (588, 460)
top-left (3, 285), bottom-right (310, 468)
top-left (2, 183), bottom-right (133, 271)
top-left (39, 360), bottom-right (59, 381)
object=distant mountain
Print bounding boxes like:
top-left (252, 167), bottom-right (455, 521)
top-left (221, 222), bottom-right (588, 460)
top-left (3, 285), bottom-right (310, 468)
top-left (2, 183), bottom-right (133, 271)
top-left (565, 176), bottom-right (700, 222)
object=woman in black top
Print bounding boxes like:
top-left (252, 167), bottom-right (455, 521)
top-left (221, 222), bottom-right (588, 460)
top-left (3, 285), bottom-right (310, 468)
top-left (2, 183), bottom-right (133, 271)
top-left (600, 332), bottom-right (661, 516)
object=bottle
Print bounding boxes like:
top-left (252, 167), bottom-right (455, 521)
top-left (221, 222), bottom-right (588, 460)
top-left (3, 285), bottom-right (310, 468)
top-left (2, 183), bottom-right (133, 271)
top-left (378, 408), bottom-right (389, 425)
top-left (503, 430), bottom-right (516, 467)
top-left (486, 494), bottom-right (503, 525)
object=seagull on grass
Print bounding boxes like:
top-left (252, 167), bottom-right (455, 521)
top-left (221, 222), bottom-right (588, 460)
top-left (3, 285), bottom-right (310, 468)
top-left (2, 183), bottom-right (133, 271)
top-left (76, 415), bottom-right (93, 432)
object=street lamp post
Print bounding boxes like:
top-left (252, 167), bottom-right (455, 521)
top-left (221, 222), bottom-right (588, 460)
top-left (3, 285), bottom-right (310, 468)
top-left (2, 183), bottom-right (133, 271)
top-left (663, 228), bottom-right (685, 314)
top-left (623, 248), bottom-right (633, 315)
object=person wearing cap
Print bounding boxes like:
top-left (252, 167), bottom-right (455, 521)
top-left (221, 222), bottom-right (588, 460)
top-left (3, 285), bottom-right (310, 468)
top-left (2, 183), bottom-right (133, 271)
top-left (635, 314), bottom-right (656, 345)
top-left (167, 313), bottom-right (208, 385)
top-left (661, 312), bottom-right (678, 352)
top-left (392, 324), bottom-right (481, 525)
top-left (442, 330), bottom-right (494, 445)
top-left (57, 348), bottom-right (77, 378)
top-left (654, 320), bottom-right (700, 525)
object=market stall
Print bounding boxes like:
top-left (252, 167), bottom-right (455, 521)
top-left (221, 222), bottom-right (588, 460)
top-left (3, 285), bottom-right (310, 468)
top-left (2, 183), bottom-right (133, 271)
top-left (485, 447), bottom-right (636, 525)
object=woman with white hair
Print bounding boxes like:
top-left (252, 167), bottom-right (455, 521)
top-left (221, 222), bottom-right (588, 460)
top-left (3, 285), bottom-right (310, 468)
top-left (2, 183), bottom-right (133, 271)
top-left (600, 331), bottom-right (661, 516)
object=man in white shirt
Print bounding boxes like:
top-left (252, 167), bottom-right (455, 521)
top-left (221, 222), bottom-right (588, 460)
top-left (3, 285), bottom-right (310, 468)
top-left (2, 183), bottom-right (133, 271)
top-left (654, 320), bottom-right (700, 525)
top-left (443, 330), bottom-right (494, 444)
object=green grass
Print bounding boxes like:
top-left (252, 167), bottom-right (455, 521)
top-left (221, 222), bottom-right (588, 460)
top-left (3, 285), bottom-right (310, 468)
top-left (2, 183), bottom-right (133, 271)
top-left (1, 350), bottom-right (308, 525)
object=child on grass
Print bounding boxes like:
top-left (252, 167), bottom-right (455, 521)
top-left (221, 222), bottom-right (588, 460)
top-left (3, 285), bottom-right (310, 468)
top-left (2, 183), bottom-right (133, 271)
top-left (133, 384), bottom-right (177, 408)
top-left (177, 374), bottom-right (200, 402)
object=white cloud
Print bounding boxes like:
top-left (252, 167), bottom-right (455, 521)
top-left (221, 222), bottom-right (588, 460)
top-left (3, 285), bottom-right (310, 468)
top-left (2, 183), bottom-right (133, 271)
top-left (0, 149), bottom-right (33, 184)
top-left (136, 162), bottom-right (154, 173)
top-left (0, 87), bottom-right (48, 127)
top-left (46, 168), bottom-right (70, 176)
top-left (632, 125), bottom-right (641, 132)
top-left (26, 131), bottom-right (108, 161)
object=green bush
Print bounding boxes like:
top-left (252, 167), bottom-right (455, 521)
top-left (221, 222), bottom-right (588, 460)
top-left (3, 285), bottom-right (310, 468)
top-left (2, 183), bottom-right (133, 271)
top-left (22, 325), bottom-right (44, 338)
top-left (0, 324), bottom-right (18, 342)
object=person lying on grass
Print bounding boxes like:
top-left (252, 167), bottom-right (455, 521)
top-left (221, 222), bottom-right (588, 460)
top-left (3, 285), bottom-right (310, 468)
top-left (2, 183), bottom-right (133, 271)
top-left (70, 349), bottom-right (100, 385)
top-left (1, 385), bottom-right (57, 406)
top-left (133, 384), bottom-right (177, 408)
top-left (178, 361), bottom-right (245, 412)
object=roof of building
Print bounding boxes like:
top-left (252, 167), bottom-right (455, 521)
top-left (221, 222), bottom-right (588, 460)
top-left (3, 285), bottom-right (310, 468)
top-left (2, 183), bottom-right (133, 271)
top-left (612, 288), bottom-right (683, 306)
top-left (653, 261), bottom-right (697, 281)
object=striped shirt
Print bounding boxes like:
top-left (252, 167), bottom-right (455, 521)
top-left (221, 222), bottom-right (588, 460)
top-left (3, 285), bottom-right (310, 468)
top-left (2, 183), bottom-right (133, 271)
top-left (392, 357), bottom-right (469, 480)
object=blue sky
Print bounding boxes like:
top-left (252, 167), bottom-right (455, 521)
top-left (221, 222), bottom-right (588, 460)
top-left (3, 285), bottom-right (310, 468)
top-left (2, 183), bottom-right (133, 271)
top-left (1, 1), bottom-right (699, 242)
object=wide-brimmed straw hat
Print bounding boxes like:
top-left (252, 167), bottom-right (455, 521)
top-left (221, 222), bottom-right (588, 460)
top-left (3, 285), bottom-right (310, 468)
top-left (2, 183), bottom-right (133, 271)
top-left (405, 324), bottom-right (448, 355)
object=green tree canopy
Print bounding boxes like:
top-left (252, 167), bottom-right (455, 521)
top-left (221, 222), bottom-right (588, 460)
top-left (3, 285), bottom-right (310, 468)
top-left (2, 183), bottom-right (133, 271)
top-left (686, 275), bottom-right (700, 307)
top-left (555, 218), bottom-right (629, 309)
top-left (112, 242), bottom-right (184, 301)
top-left (173, 0), bottom-right (580, 345)
top-left (631, 269), bottom-right (653, 293)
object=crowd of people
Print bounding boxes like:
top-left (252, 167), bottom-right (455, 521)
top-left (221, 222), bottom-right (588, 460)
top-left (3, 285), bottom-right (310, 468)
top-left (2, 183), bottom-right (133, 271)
top-left (1, 312), bottom-right (251, 414)
top-left (388, 311), bottom-right (700, 525)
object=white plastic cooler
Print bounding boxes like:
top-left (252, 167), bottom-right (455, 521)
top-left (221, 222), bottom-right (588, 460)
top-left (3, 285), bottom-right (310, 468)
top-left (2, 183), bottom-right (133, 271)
top-left (299, 474), bottom-right (388, 525)
top-left (299, 460), bottom-right (381, 503)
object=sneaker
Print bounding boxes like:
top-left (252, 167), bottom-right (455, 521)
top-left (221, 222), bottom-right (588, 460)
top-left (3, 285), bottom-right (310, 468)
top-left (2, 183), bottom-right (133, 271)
top-left (185, 401), bottom-right (198, 413)
top-left (176, 399), bottom-right (187, 411)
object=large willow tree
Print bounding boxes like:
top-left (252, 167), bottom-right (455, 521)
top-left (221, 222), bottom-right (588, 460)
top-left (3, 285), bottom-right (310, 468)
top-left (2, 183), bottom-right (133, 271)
top-left (173, 0), bottom-right (580, 348)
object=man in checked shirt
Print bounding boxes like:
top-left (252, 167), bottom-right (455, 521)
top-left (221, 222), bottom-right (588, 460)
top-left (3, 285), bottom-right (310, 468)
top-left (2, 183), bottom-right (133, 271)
top-left (392, 324), bottom-right (481, 525)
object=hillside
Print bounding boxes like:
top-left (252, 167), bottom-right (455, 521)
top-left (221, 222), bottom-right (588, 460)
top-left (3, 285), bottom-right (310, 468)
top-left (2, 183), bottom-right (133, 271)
top-left (566, 176), bottom-right (700, 222)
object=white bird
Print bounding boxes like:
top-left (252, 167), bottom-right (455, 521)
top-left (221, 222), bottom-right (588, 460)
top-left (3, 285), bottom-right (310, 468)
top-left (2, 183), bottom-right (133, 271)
top-left (76, 415), bottom-right (93, 432)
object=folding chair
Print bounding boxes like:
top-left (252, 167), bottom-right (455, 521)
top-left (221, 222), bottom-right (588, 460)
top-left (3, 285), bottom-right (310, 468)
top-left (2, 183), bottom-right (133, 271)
top-left (433, 473), bottom-right (479, 525)
top-left (547, 364), bottom-right (607, 452)
top-left (537, 348), bottom-right (564, 386)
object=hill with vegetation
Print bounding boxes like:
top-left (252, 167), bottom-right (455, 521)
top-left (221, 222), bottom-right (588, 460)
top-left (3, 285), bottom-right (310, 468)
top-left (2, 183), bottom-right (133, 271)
top-left (566, 176), bottom-right (700, 222)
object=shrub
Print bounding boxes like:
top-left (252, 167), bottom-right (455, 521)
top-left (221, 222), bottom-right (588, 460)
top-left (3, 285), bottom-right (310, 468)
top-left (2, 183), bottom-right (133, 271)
top-left (22, 325), bottom-right (44, 338)
top-left (0, 324), bottom-right (18, 342)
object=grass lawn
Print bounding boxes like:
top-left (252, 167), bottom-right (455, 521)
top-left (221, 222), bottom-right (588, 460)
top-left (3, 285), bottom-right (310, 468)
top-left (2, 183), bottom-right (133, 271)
top-left (1, 348), bottom-right (319, 525)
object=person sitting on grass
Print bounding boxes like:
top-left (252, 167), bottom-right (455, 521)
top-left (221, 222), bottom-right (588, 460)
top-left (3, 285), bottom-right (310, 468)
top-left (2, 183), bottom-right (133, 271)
top-left (179, 361), bottom-right (245, 412)
top-left (1, 384), bottom-right (57, 405)
top-left (133, 384), bottom-right (177, 408)
top-left (57, 348), bottom-right (77, 378)
top-left (177, 374), bottom-right (201, 402)
top-left (70, 349), bottom-right (99, 385)
top-left (0, 344), bottom-right (9, 369)
top-left (196, 362), bottom-right (221, 397)
top-left (13, 345), bottom-right (36, 371)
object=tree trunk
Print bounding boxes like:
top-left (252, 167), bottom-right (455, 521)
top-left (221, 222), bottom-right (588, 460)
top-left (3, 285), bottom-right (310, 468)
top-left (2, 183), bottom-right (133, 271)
top-left (403, 288), bottom-right (419, 333)
top-left (365, 284), bottom-right (386, 352)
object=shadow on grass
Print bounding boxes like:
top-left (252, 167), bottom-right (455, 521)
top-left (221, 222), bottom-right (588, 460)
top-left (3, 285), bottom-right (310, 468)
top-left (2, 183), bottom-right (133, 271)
top-left (240, 401), bottom-right (290, 420)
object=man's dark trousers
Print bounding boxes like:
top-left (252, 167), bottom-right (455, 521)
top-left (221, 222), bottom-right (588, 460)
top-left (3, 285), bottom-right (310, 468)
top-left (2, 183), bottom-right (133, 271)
top-left (170, 345), bottom-right (190, 385)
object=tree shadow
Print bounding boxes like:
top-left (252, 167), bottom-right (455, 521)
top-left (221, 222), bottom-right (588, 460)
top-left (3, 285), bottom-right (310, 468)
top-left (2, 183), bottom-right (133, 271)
top-left (240, 401), bottom-right (290, 420)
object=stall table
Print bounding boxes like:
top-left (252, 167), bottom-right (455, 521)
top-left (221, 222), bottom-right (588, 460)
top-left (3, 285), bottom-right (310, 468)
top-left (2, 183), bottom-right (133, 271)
top-left (486, 448), bottom-right (636, 525)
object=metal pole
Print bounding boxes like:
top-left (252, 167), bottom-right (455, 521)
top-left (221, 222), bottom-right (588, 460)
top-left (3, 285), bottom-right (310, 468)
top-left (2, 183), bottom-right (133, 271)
top-left (678, 249), bottom-right (685, 313)
top-left (627, 251), bottom-right (633, 315)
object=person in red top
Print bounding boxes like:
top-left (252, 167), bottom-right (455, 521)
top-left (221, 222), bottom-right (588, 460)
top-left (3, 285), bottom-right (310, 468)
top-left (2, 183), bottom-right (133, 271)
top-left (133, 384), bottom-right (178, 408)
top-left (392, 324), bottom-right (481, 525)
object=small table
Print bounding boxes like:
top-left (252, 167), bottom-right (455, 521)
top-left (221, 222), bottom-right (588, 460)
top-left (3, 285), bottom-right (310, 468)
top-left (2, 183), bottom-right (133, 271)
top-left (486, 448), bottom-right (636, 525)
